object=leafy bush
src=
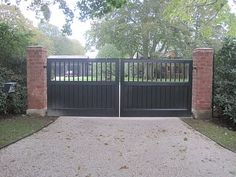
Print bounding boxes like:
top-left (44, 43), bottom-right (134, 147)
top-left (0, 22), bottom-right (28, 115)
top-left (0, 22), bottom-right (31, 66)
top-left (97, 43), bottom-right (123, 58)
top-left (0, 65), bottom-right (26, 115)
top-left (214, 37), bottom-right (236, 124)
top-left (0, 92), bottom-right (7, 114)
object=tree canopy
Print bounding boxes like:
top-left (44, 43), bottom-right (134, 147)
top-left (2, 0), bottom-right (235, 35)
top-left (1, 0), bottom-right (126, 35)
top-left (97, 44), bottom-right (123, 58)
top-left (0, 5), bottom-right (33, 64)
top-left (86, 0), bottom-right (236, 58)
top-left (38, 22), bottom-right (85, 55)
top-left (0, 4), bottom-right (33, 31)
top-left (0, 22), bottom-right (31, 65)
top-left (1, 0), bottom-right (235, 57)
top-left (0, 4), bottom-right (85, 62)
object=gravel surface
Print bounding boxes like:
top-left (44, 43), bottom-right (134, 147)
top-left (0, 117), bottom-right (236, 177)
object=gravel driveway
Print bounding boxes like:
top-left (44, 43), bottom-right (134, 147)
top-left (0, 117), bottom-right (236, 177)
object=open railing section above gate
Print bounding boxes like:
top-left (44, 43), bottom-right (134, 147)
top-left (121, 59), bottom-right (192, 84)
top-left (48, 58), bottom-right (119, 84)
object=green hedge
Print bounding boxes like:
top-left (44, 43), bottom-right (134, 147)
top-left (214, 37), bottom-right (236, 124)
top-left (0, 65), bottom-right (26, 115)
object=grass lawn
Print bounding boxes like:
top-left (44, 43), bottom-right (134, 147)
top-left (0, 115), bottom-right (57, 148)
top-left (182, 118), bottom-right (236, 152)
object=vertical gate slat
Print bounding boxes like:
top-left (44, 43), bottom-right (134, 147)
top-left (137, 63), bottom-right (140, 82)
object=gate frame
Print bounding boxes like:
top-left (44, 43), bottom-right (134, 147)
top-left (120, 59), bottom-right (193, 117)
top-left (47, 57), bottom-right (120, 117)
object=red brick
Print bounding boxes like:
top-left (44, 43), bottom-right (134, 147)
top-left (192, 48), bottom-right (213, 118)
top-left (26, 47), bottom-right (47, 110)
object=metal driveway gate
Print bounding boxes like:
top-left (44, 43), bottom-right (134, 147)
top-left (47, 57), bottom-right (119, 116)
top-left (47, 57), bottom-right (192, 117)
top-left (120, 59), bottom-right (192, 117)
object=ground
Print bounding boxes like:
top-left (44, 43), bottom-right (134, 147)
top-left (182, 118), bottom-right (236, 152)
top-left (0, 117), bottom-right (236, 177)
top-left (0, 115), bottom-right (56, 148)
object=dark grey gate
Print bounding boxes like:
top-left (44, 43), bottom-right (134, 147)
top-left (47, 57), bottom-right (119, 116)
top-left (120, 59), bottom-right (192, 117)
top-left (47, 57), bottom-right (192, 117)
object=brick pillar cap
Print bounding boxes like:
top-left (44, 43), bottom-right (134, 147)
top-left (193, 48), bottom-right (214, 52)
top-left (27, 46), bottom-right (46, 50)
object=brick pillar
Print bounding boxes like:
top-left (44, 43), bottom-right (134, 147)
top-left (26, 46), bottom-right (47, 116)
top-left (192, 48), bottom-right (214, 119)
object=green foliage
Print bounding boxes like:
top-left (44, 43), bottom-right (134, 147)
top-left (0, 4), bottom-right (54, 55)
top-left (0, 4), bottom-right (33, 31)
top-left (86, 0), bottom-right (234, 58)
top-left (0, 6), bottom-right (30, 115)
top-left (183, 118), bottom-right (236, 152)
top-left (3, 0), bottom-right (235, 36)
top-left (0, 65), bottom-right (26, 115)
top-left (97, 44), bottom-right (122, 58)
top-left (0, 4), bottom-right (34, 65)
top-left (0, 22), bottom-right (32, 65)
top-left (30, 29), bottom-right (55, 55)
top-left (77, 0), bottom-right (126, 20)
top-left (38, 22), bottom-right (85, 55)
top-left (0, 92), bottom-right (7, 114)
top-left (214, 37), bottom-right (236, 124)
top-left (52, 37), bottom-right (85, 55)
top-left (0, 115), bottom-right (56, 148)
top-left (0, 8), bottom-right (85, 115)
top-left (2, 0), bottom-right (126, 35)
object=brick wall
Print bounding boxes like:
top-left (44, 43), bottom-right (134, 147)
top-left (192, 48), bottom-right (214, 119)
top-left (26, 47), bottom-right (47, 116)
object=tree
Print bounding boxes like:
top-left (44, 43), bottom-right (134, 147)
top-left (86, 0), bottom-right (188, 58)
top-left (78, 0), bottom-right (127, 20)
top-left (1, 0), bottom-right (235, 35)
top-left (2, 0), bottom-right (235, 35)
top-left (97, 44), bottom-right (123, 58)
top-left (30, 29), bottom-right (55, 55)
top-left (1, 0), bottom-right (127, 35)
top-left (0, 4), bottom-right (57, 55)
top-left (165, 0), bottom-right (236, 45)
top-left (38, 22), bottom-right (85, 55)
top-left (86, 0), bottom-right (236, 58)
top-left (0, 22), bottom-right (30, 114)
top-left (0, 22), bottom-right (31, 65)
top-left (52, 37), bottom-right (85, 55)
top-left (0, 4), bottom-right (33, 31)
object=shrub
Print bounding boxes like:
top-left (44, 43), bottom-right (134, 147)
top-left (0, 22), bottom-right (28, 115)
top-left (214, 37), bottom-right (236, 124)
top-left (0, 65), bottom-right (26, 115)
